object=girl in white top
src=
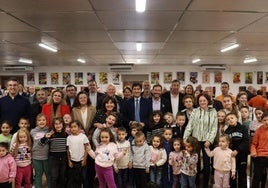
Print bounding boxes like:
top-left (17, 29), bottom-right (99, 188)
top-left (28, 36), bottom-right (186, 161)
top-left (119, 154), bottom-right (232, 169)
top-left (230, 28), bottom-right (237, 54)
top-left (87, 128), bottom-right (126, 188)
top-left (169, 138), bottom-right (183, 188)
top-left (149, 135), bottom-right (167, 187)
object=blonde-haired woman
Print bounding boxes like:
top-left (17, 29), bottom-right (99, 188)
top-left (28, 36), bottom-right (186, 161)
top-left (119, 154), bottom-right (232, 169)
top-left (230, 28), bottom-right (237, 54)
top-left (42, 89), bottom-right (70, 127)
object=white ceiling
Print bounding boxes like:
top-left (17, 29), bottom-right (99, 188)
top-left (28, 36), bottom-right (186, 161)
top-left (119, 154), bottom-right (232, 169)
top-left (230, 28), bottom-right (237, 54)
top-left (0, 0), bottom-right (268, 67)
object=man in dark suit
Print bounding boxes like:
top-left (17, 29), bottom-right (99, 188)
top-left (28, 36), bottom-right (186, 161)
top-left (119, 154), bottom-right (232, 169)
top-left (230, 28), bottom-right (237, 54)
top-left (122, 82), bottom-right (152, 134)
top-left (65, 84), bottom-right (77, 109)
top-left (97, 83), bottom-right (123, 112)
top-left (162, 79), bottom-right (185, 117)
top-left (86, 80), bottom-right (104, 109)
top-left (150, 84), bottom-right (170, 114)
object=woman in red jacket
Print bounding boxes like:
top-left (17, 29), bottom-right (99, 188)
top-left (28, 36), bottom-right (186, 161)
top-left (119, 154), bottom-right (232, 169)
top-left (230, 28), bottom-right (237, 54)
top-left (42, 89), bottom-right (70, 127)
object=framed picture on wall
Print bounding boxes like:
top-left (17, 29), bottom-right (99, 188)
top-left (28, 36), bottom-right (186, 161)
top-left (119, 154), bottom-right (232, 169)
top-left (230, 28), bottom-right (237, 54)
top-left (239, 86), bottom-right (246, 92)
top-left (257, 71), bottom-right (263, 84)
top-left (99, 72), bottom-right (108, 84)
top-left (189, 72), bottom-right (198, 84)
top-left (164, 72), bottom-right (172, 83)
top-left (62, 72), bottom-right (71, 85)
top-left (151, 72), bottom-right (159, 84)
top-left (245, 72), bottom-right (253, 84)
top-left (202, 72), bottom-right (210, 83)
top-left (214, 72), bottom-right (222, 83)
top-left (74, 72), bottom-right (83, 85)
top-left (265, 72), bottom-right (268, 83)
top-left (38, 72), bottom-right (47, 85)
top-left (27, 72), bottom-right (35, 85)
top-left (112, 72), bottom-right (120, 85)
top-left (50, 73), bottom-right (59, 85)
top-left (87, 72), bottom-right (95, 82)
top-left (233, 72), bottom-right (241, 83)
top-left (177, 72), bottom-right (185, 84)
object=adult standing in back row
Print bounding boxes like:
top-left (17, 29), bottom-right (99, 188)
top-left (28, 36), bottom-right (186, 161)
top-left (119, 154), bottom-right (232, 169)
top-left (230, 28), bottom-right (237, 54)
top-left (162, 79), bottom-right (185, 117)
top-left (0, 77), bottom-right (32, 133)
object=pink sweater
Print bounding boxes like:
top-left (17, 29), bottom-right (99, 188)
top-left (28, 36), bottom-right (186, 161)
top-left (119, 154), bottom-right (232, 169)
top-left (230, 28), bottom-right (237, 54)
top-left (0, 154), bottom-right (17, 183)
top-left (88, 142), bottom-right (124, 168)
top-left (205, 147), bottom-right (235, 174)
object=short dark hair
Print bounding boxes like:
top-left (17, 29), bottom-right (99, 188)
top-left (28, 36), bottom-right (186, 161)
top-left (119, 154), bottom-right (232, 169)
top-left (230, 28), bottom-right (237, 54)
top-left (66, 84), bottom-right (77, 91)
top-left (132, 82), bottom-right (142, 90)
top-left (0, 142), bottom-right (9, 150)
top-left (261, 111), bottom-right (268, 119)
top-left (196, 93), bottom-right (212, 106)
top-left (152, 84), bottom-right (162, 90)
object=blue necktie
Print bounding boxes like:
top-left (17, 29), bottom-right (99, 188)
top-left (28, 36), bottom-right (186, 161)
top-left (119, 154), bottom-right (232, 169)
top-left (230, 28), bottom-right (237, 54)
top-left (135, 99), bottom-right (140, 122)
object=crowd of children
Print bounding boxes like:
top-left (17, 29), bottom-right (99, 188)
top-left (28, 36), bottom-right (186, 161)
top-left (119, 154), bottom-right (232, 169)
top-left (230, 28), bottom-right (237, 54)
top-left (0, 99), bottom-right (268, 188)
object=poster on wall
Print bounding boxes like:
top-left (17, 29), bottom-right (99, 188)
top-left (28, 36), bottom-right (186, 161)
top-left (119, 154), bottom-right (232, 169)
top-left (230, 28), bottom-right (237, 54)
top-left (176, 72), bottom-right (185, 84)
top-left (265, 72), bottom-right (268, 83)
top-left (74, 72), bottom-right (83, 85)
top-left (189, 72), bottom-right (198, 84)
top-left (151, 72), bottom-right (159, 84)
top-left (239, 86), bottom-right (247, 92)
top-left (233, 72), bottom-right (241, 83)
top-left (99, 72), bottom-right (108, 84)
top-left (38, 72), bottom-right (47, 85)
top-left (27, 72), bottom-right (35, 85)
top-left (62, 72), bottom-right (71, 85)
top-left (87, 72), bottom-right (95, 82)
top-left (50, 73), bottom-right (59, 85)
top-left (164, 72), bottom-right (172, 84)
top-left (257, 71), bottom-right (263, 84)
top-left (112, 72), bottom-right (120, 85)
top-left (245, 72), bottom-right (253, 84)
top-left (214, 72), bottom-right (222, 83)
top-left (202, 72), bottom-right (210, 83)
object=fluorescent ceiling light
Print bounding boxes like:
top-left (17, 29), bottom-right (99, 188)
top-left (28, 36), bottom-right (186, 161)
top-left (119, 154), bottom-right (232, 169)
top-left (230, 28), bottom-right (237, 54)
top-left (38, 43), bottom-right (58, 52)
top-left (77, 58), bottom-right (86, 63)
top-left (244, 57), bottom-right (257, 63)
top-left (136, 42), bottom-right (142, 51)
top-left (18, 58), bottom-right (32, 64)
top-left (220, 43), bottom-right (239, 53)
top-left (192, 58), bottom-right (200, 64)
top-left (136, 0), bottom-right (146, 12)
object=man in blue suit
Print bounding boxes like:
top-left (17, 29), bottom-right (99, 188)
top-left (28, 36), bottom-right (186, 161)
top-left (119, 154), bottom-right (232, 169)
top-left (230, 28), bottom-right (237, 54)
top-left (122, 82), bottom-right (152, 134)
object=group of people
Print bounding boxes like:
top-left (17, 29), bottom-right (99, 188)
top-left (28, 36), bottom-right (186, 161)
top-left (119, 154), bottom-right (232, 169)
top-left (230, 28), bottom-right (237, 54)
top-left (0, 77), bottom-right (267, 188)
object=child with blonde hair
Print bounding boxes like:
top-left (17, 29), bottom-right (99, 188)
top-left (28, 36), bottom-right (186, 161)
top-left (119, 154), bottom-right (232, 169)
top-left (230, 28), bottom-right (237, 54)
top-left (11, 128), bottom-right (32, 188)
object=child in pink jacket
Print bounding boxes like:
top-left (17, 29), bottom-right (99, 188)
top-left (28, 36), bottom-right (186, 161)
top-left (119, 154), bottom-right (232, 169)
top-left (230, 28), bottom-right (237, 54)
top-left (0, 142), bottom-right (17, 188)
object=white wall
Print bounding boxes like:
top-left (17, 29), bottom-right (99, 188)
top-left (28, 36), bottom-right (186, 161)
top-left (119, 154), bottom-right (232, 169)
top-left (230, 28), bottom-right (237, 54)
top-left (1, 64), bottom-right (267, 97)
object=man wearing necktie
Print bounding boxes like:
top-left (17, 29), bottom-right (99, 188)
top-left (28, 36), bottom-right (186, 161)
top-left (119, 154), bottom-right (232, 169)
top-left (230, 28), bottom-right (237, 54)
top-left (122, 82), bottom-right (152, 134)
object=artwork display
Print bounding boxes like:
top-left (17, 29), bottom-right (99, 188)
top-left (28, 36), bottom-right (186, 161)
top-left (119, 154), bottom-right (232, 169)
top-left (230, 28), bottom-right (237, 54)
top-left (50, 73), bottom-right (59, 85)
top-left (245, 72), bottom-right (253, 84)
top-left (202, 72), bottom-right (210, 83)
top-left (99, 72), bottom-right (108, 84)
top-left (214, 72), bottom-right (222, 83)
top-left (112, 72), bottom-right (120, 85)
top-left (233, 72), bottom-right (241, 83)
top-left (38, 72), bottom-right (47, 85)
top-left (257, 71), bottom-right (263, 84)
top-left (87, 72), bottom-right (95, 82)
top-left (74, 72), bottom-right (83, 85)
top-left (163, 72), bottom-right (172, 84)
top-left (189, 72), bottom-right (198, 84)
top-left (151, 72), bottom-right (159, 84)
top-left (27, 72), bottom-right (35, 85)
top-left (265, 72), bottom-right (268, 83)
top-left (177, 72), bottom-right (185, 84)
top-left (62, 72), bottom-right (71, 85)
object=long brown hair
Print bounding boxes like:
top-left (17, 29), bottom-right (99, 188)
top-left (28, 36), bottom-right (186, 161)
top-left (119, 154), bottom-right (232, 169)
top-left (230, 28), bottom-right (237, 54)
top-left (12, 128), bottom-right (32, 157)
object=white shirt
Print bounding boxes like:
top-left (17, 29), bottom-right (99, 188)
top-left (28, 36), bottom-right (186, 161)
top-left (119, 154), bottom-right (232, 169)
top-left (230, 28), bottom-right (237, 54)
top-left (81, 107), bottom-right (88, 129)
top-left (171, 93), bottom-right (179, 118)
top-left (67, 133), bottom-right (89, 161)
top-left (152, 98), bottom-right (161, 111)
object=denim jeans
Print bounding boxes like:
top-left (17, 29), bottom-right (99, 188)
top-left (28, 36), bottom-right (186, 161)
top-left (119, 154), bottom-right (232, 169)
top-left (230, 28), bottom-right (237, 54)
top-left (49, 155), bottom-right (67, 188)
top-left (150, 166), bottom-right (162, 186)
top-left (115, 168), bottom-right (128, 188)
top-left (32, 159), bottom-right (50, 188)
top-left (180, 173), bottom-right (196, 188)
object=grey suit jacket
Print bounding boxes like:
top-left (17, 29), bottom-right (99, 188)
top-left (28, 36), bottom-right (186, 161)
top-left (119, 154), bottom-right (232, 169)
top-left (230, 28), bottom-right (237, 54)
top-left (71, 105), bottom-right (96, 134)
